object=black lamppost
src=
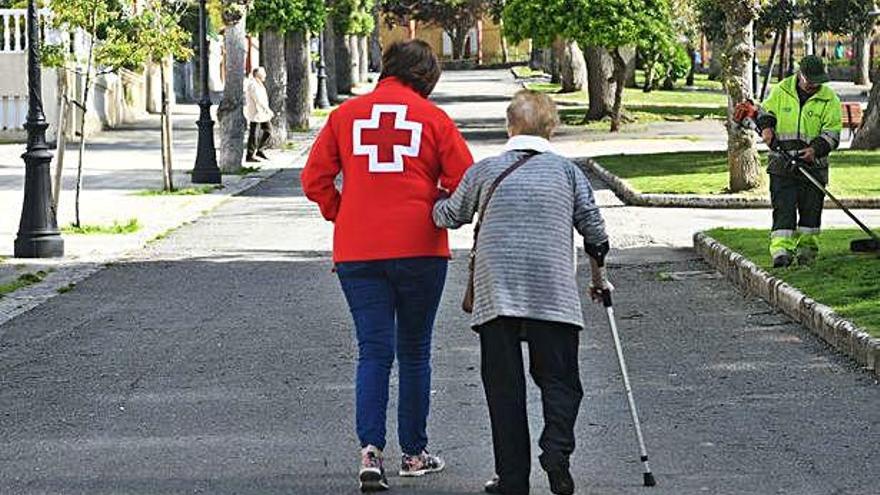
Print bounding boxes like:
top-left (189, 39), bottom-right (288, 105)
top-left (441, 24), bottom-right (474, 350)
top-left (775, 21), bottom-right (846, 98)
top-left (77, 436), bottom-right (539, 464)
top-left (192, 0), bottom-right (221, 184)
top-left (314, 30), bottom-right (331, 109)
top-left (14, 0), bottom-right (63, 258)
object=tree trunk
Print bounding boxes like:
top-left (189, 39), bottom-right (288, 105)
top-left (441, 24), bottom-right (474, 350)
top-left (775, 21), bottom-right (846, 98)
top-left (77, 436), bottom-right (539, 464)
top-left (708, 41), bottom-right (724, 80)
top-left (218, 17), bottom-right (247, 174)
top-left (541, 47), bottom-right (553, 74)
top-left (451, 28), bottom-right (468, 60)
top-left (721, 0), bottom-right (763, 193)
top-left (584, 45), bottom-right (614, 120)
top-left (549, 43), bottom-right (560, 83)
top-left (359, 35), bottom-right (369, 82)
top-left (686, 47), bottom-right (697, 87)
top-left (625, 47), bottom-right (638, 88)
top-left (335, 31), bottom-right (353, 94)
top-left (324, 19), bottom-right (338, 102)
top-left (75, 18), bottom-right (97, 228)
top-left (499, 19), bottom-right (509, 64)
top-left (528, 45), bottom-right (543, 70)
top-left (609, 49), bottom-right (628, 132)
top-left (286, 30), bottom-right (312, 131)
top-left (851, 78), bottom-right (880, 149)
top-left (262, 30), bottom-right (287, 146)
top-left (853, 32), bottom-right (871, 86)
top-left (52, 68), bottom-right (68, 211)
top-left (643, 57), bottom-right (656, 92)
top-left (369, 10), bottom-right (383, 71)
top-left (556, 39), bottom-right (586, 93)
top-left (777, 25), bottom-right (787, 82)
top-left (160, 58), bottom-right (174, 192)
top-left (349, 35), bottom-right (361, 84)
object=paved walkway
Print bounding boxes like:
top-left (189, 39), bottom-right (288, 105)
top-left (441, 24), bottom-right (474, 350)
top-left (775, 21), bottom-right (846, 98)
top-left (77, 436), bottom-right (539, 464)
top-left (0, 70), bottom-right (877, 494)
top-left (0, 105), bottom-right (316, 290)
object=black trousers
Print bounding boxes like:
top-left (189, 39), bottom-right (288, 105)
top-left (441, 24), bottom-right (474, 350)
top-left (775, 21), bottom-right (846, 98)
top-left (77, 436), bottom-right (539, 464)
top-left (478, 317), bottom-right (583, 494)
top-left (770, 173), bottom-right (825, 233)
top-left (247, 122), bottom-right (271, 158)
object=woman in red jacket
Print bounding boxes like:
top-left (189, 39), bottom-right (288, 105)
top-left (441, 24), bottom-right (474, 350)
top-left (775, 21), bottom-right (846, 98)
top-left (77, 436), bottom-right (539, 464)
top-left (301, 40), bottom-right (473, 492)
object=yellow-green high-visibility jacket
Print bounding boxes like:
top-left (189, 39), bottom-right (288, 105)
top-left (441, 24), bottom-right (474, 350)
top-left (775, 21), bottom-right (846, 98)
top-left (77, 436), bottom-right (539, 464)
top-left (757, 75), bottom-right (842, 178)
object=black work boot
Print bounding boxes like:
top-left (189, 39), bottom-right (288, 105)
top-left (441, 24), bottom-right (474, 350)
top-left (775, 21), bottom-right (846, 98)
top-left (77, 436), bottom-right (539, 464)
top-left (796, 248), bottom-right (818, 266)
top-left (772, 252), bottom-right (793, 268)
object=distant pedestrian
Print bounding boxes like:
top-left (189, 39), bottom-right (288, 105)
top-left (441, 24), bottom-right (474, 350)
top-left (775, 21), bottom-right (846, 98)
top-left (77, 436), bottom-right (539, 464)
top-left (301, 40), bottom-right (473, 492)
top-left (834, 41), bottom-right (844, 60)
top-left (244, 67), bottom-right (273, 162)
top-left (433, 89), bottom-right (611, 495)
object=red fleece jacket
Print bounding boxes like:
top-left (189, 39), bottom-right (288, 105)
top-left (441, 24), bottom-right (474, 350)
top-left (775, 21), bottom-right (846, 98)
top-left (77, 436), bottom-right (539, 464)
top-left (301, 77), bottom-right (473, 263)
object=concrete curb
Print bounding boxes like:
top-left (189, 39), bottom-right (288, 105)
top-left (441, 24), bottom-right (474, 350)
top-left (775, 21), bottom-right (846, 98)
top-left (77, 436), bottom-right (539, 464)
top-left (693, 231), bottom-right (880, 378)
top-left (580, 157), bottom-right (880, 209)
top-left (0, 127), bottom-right (320, 330)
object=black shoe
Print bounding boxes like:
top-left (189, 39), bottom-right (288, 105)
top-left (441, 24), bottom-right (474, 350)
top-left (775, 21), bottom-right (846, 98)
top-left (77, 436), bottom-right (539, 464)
top-left (246, 156), bottom-right (259, 163)
top-left (772, 252), bottom-right (792, 268)
top-left (256, 150), bottom-right (269, 160)
top-left (546, 466), bottom-right (575, 495)
top-left (484, 475), bottom-right (528, 495)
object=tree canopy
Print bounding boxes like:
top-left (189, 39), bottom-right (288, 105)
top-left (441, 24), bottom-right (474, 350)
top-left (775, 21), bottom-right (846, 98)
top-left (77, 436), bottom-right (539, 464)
top-left (335, 0), bottom-right (376, 36)
top-left (247, 0), bottom-right (326, 34)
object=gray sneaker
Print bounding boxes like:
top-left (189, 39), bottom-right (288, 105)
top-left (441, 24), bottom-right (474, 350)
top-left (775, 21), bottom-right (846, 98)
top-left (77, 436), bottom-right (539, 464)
top-left (359, 445), bottom-right (389, 492)
top-left (399, 450), bottom-right (446, 477)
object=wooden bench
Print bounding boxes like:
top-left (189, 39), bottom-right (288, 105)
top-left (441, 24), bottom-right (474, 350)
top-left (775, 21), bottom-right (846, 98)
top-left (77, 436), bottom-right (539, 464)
top-left (841, 102), bottom-right (863, 140)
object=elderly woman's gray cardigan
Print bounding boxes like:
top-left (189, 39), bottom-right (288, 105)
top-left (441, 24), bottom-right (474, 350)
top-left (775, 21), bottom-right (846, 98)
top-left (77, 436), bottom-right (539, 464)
top-left (433, 148), bottom-right (608, 329)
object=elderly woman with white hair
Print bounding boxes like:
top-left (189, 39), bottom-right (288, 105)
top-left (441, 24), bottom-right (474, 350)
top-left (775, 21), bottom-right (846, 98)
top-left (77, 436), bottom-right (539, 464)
top-left (433, 90), bottom-right (611, 495)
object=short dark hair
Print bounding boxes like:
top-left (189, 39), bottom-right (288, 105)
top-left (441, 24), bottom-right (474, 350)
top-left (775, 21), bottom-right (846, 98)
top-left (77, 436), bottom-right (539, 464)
top-left (379, 40), bottom-right (441, 97)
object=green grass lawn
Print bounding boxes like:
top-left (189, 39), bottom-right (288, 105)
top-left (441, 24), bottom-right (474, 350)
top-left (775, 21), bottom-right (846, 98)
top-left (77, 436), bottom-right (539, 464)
top-left (511, 66), bottom-right (547, 79)
top-left (527, 81), bottom-right (726, 127)
top-left (596, 150), bottom-right (880, 197)
top-left (135, 185), bottom-right (221, 196)
top-left (707, 228), bottom-right (880, 337)
top-left (62, 218), bottom-right (141, 235)
top-left (0, 270), bottom-right (48, 299)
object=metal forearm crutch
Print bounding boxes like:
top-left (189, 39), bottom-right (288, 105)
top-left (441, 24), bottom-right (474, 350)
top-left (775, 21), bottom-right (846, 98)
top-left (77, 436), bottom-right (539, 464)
top-left (600, 289), bottom-right (656, 487)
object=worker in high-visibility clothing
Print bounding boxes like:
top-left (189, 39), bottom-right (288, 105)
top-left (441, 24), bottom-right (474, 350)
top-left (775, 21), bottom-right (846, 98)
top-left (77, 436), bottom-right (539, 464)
top-left (757, 55), bottom-right (842, 267)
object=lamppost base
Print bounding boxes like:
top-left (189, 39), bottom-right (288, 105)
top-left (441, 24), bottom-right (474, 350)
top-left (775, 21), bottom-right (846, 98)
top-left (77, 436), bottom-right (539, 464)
top-left (14, 232), bottom-right (64, 258)
top-left (192, 109), bottom-right (222, 185)
top-left (191, 167), bottom-right (222, 184)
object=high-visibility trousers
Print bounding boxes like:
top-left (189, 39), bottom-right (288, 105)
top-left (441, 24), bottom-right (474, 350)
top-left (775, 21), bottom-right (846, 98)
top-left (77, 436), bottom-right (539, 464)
top-left (769, 173), bottom-right (824, 258)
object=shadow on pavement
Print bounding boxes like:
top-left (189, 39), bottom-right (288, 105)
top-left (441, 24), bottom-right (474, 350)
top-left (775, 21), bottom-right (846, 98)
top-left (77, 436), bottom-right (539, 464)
top-left (0, 246), bottom-right (877, 494)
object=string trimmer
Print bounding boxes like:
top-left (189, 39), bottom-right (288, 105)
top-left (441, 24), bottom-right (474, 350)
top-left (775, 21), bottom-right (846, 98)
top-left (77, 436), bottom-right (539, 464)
top-left (734, 100), bottom-right (880, 254)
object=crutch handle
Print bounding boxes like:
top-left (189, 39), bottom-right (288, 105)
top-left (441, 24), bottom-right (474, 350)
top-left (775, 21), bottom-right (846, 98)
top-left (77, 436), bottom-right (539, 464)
top-left (601, 289), bottom-right (613, 308)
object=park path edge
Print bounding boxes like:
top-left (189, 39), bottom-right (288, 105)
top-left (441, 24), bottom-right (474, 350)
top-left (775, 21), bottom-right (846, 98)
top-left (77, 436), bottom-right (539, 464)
top-left (581, 157), bottom-right (880, 209)
top-left (694, 231), bottom-right (880, 378)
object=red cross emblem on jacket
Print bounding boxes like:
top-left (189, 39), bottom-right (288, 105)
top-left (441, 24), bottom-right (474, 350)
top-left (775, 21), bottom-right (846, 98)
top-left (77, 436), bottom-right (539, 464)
top-left (353, 104), bottom-right (423, 173)
top-left (301, 77), bottom-right (474, 263)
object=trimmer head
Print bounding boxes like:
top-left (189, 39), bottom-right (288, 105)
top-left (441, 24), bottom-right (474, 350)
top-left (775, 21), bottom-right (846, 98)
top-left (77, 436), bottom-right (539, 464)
top-left (850, 238), bottom-right (880, 253)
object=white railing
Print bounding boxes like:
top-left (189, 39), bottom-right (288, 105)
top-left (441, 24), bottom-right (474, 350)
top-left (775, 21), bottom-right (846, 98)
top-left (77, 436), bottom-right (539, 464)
top-left (0, 9), bottom-right (58, 54)
top-left (0, 94), bottom-right (26, 131)
top-left (0, 9), bottom-right (27, 53)
top-left (0, 9), bottom-right (61, 132)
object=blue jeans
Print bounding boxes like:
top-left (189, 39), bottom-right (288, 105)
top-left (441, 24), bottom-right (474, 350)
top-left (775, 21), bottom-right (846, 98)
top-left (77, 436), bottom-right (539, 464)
top-left (336, 257), bottom-right (448, 455)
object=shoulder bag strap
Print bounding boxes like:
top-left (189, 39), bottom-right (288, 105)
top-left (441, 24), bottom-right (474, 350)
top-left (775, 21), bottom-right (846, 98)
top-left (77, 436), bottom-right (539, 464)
top-left (472, 151), bottom-right (539, 244)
